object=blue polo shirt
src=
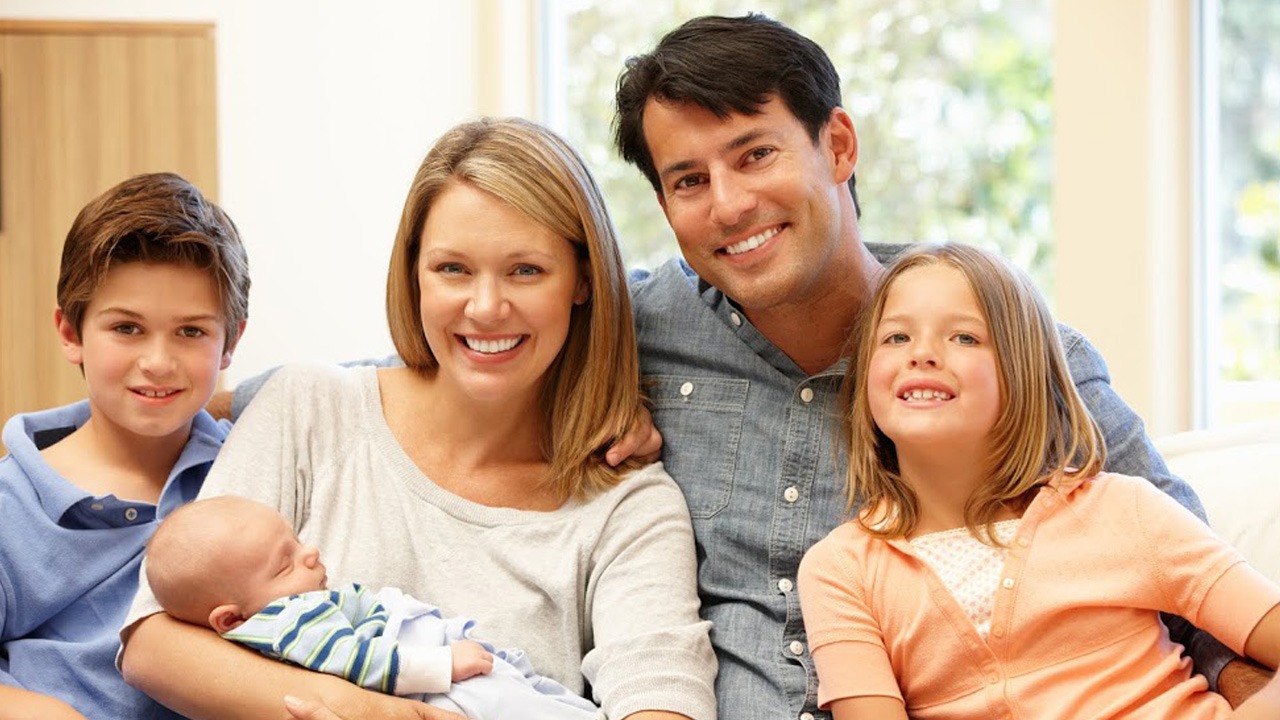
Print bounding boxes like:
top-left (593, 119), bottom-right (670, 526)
top-left (0, 401), bottom-right (225, 718)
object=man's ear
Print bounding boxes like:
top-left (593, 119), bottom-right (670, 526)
top-left (220, 320), bottom-right (247, 370)
top-left (54, 308), bottom-right (84, 366)
top-left (826, 107), bottom-right (859, 185)
top-left (655, 190), bottom-right (669, 216)
top-left (208, 604), bottom-right (248, 634)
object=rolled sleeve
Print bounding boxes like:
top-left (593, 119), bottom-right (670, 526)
top-left (580, 465), bottom-right (717, 720)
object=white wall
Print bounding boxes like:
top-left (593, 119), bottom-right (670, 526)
top-left (0, 0), bottom-right (484, 383)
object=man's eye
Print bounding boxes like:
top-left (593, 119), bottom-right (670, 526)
top-left (673, 174), bottom-right (704, 191)
top-left (746, 147), bottom-right (774, 163)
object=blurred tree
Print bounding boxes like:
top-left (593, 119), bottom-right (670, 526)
top-left (1217, 0), bottom-right (1280, 382)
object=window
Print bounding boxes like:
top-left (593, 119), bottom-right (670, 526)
top-left (1199, 0), bottom-right (1280, 425)
top-left (542, 0), bottom-right (1054, 291)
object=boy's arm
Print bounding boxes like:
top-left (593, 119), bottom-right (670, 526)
top-left (120, 612), bottom-right (462, 720)
top-left (0, 686), bottom-right (88, 720)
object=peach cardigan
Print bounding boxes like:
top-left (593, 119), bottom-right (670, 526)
top-left (798, 473), bottom-right (1280, 720)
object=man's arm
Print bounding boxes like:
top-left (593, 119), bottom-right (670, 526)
top-left (0, 686), bottom-right (88, 720)
top-left (121, 612), bottom-right (462, 720)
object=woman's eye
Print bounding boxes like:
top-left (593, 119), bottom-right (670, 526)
top-left (513, 265), bottom-right (542, 277)
top-left (437, 263), bottom-right (465, 274)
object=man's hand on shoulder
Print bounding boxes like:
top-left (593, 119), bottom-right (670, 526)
top-left (604, 405), bottom-right (663, 467)
top-left (283, 692), bottom-right (466, 720)
top-left (206, 389), bottom-right (236, 421)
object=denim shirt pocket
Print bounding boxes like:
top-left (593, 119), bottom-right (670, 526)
top-left (646, 374), bottom-right (749, 519)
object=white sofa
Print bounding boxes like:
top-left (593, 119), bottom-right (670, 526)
top-left (1155, 420), bottom-right (1280, 583)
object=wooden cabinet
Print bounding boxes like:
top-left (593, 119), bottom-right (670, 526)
top-left (0, 21), bottom-right (218, 431)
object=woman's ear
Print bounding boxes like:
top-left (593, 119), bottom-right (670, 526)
top-left (208, 604), bottom-right (248, 634)
top-left (54, 308), bottom-right (84, 366)
top-left (574, 263), bottom-right (591, 306)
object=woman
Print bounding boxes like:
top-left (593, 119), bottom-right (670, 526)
top-left (119, 118), bottom-right (716, 720)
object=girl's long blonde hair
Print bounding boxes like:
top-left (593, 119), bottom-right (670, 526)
top-left (840, 243), bottom-right (1105, 542)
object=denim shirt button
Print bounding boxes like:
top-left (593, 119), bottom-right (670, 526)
top-left (679, 381), bottom-right (694, 397)
top-left (789, 640), bottom-right (805, 656)
top-left (777, 578), bottom-right (793, 593)
top-left (783, 486), bottom-right (800, 503)
top-left (730, 311), bottom-right (742, 327)
top-left (799, 387), bottom-right (815, 403)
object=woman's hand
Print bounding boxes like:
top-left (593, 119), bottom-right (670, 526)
top-left (283, 694), bottom-right (465, 720)
top-left (604, 405), bottom-right (663, 467)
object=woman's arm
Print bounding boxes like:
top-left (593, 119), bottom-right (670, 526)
top-left (121, 613), bottom-right (461, 720)
top-left (0, 687), bottom-right (88, 720)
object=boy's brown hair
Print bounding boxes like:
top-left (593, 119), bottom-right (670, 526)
top-left (56, 172), bottom-right (250, 349)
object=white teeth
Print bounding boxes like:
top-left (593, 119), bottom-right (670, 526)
top-left (464, 336), bottom-right (522, 354)
top-left (900, 389), bottom-right (952, 402)
top-left (724, 226), bottom-right (782, 255)
top-left (137, 389), bottom-right (178, 398)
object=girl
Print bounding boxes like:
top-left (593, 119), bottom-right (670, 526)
top-left (797, 243), bottom-right (1280, 719)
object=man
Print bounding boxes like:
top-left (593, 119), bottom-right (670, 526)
top-left (612, 13), bottom-right (1259, 720)
top-left (229, 14), bottom-right (1264, 720)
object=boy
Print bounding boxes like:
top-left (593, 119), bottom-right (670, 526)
top-left (145, 496), bottom-right (601, 720)
top-left (0, 172), bottom-right (249, 719)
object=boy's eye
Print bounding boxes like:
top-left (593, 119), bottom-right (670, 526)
top-left (178, 326), bottom-right (206, 338)
top-left (112, 323), bottom-right (141, 335)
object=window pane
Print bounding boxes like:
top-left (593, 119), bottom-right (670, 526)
top-left (1210, 0), bottom-right (1280, 424)
top-left (545, 0), bottom-right (1053, 291)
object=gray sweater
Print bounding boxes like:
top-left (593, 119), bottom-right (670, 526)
top-left (127, 363), bottom-right (716, 720)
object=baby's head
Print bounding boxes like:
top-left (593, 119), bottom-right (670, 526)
top-left (147, 496), bottom-right (328, 633)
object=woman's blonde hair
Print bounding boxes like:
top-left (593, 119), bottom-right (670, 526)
top-left (840, 243), bottom-right (1105, 542)
top-left (385, 117), bottom-right (641, 500)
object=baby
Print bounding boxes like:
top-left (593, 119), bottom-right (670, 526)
top-left (145, 495), bottom-right (600, 720)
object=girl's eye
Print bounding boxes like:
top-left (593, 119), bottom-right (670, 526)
top-left (884, 332), bottom-right (909, 344)
top-left (954, 333), bottom-right (978, 345)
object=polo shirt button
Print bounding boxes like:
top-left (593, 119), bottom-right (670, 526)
top-left (679, 381), bottom-right (694, 397)
top-left (1002, 577), bottom-right (1015, 589)
top-left (800, 714), bottom-right (815, 720)
top-left (124, 508), bottom-right (139, 522)
top-left (778, 578), bottom-right (793, 593)
top-left (730, 312), bottom-right (742, 327)
top-left (799, 387), bottom-right (815, 403)
top-left (783, 486), bottom-right (799, 503)
top-left (789, 640), bottom-right (805, 656)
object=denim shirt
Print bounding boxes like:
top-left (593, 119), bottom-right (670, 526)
top-left (629, 246), bottom-right (1229, 720)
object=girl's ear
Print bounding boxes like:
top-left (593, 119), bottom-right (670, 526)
top-left (208, 604), bottom-right (248, 634)
top-left (55, 308), bottom-right (84, 365)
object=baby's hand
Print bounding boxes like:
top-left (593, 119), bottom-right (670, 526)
top-left (450, 640), bottom-right (494, 682)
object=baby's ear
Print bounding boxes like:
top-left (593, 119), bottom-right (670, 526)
top-left (208, 604), bottom-right (247, 634)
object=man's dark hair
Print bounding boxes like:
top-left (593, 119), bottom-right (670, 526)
top-left (613, 13), bottom-right (859, 216)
